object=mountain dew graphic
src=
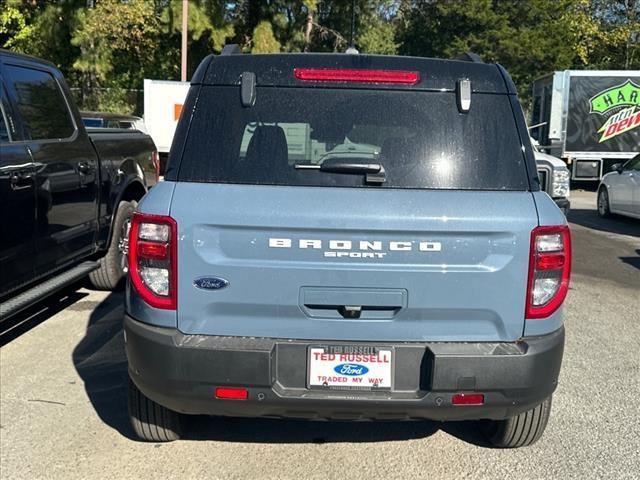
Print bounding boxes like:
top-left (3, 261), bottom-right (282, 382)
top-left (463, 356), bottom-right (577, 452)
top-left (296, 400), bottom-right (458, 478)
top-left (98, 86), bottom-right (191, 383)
top-left (590, 80), bottom-right (640, 114)
top-left (589, 80), bottom-right (640, 143)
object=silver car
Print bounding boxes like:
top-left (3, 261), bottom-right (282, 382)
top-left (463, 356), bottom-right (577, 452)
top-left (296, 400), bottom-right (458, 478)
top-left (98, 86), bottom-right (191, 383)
top-left (598, 154), bottom-right (640, 219)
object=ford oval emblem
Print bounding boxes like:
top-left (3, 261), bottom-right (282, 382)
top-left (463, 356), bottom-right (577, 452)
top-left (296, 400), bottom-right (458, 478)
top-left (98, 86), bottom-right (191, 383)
top-left (334, 363), bottom-right (369, 376)
top-left (193, 277), bottom-right (229, 291)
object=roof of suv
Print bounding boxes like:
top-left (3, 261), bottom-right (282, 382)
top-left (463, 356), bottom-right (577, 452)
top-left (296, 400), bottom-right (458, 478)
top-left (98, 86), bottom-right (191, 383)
top-left (194, 52), bottom-right (516, 94)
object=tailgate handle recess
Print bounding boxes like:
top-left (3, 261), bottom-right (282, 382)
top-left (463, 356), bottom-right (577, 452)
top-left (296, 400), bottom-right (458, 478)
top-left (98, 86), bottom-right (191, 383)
top-left (300, 288), bottom-right (407, 320)
top-left (304, 304), bottom-right (401, 320)
top-left (338, 305), bottom-right (361, 319)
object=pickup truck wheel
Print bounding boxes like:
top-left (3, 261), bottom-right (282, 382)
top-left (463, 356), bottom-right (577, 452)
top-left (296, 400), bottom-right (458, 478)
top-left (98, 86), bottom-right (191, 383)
top-left (597, 187), bottom-right (612, 218)
top-left (128, 378), bottom-right (183, 442)
top-left (481, 396), bottom-right (552, 448)
top-left (89, 200), bottom-right (137, 290)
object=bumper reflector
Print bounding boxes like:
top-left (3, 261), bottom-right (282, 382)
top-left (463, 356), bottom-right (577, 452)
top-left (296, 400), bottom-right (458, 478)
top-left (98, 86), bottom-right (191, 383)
top-left (215, 387), bottom-right (249, 400)
top-left (452, 393), bottom-right (485, 406)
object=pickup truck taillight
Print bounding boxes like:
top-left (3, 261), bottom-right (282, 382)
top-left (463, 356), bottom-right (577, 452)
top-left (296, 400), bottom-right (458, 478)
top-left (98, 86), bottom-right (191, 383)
top-left (526, 225), bottom-right (571, 319)
top-left (128, 213), bottom-right (177, 310)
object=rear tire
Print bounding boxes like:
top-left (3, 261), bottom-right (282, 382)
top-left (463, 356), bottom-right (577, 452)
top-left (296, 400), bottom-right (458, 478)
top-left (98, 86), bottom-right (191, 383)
top-left (89, 200), bottom-right (137, 290)
top-left (128, 378), bottom-right (183, 442)
top-left (481, 396), bottom-right (552, 448)
top-left (597, 187), bottom-right (612, 218)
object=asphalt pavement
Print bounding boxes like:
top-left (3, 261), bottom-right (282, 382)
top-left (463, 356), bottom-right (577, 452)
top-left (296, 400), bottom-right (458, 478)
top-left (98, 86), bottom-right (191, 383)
top-left (1, 190), bottom-right (639, 480)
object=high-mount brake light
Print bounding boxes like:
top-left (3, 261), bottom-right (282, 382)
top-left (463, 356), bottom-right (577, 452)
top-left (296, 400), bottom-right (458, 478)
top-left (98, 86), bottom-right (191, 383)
top-left (128, 213), bottom-right (177, 310)
top-left (526, 225), bottom-right (571, 319)
top-left (294, 68), bottom-right (420, 85)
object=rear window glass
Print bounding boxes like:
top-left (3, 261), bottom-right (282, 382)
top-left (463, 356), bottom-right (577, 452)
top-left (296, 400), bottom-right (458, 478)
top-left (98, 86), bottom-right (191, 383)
top-left (176, 86), bottom-right (528, 190)
top-left (4, 65), bottom-right (75, 140)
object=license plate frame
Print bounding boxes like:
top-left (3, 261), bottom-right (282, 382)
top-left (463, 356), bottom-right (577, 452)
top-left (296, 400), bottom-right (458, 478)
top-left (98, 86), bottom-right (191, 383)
top-left (307, 345), bottom-right (394, 391)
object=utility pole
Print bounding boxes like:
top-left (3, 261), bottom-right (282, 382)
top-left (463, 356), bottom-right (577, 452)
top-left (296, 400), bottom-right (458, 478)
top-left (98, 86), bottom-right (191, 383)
top-left (350, 0), bottom-right (356, 48)
top-left (345, 0), bottom-right (359, 54)
top-left (181, 0), bottom-right (188, 82)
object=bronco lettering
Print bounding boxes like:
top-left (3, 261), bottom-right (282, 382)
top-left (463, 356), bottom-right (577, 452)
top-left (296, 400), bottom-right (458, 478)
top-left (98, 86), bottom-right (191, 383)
top-left (269, 238), bottom-right (442, 253)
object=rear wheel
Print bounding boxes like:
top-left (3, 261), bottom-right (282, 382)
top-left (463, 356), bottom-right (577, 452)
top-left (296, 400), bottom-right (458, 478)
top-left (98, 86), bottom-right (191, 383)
top-left (89, 200), bottom-right (137, 290)
top-left (597, 187), bottom-right (612, 218)
top-left (128, 377), bottom-right (184, 442)
top-left (481, 396), bottom-right (552, 448)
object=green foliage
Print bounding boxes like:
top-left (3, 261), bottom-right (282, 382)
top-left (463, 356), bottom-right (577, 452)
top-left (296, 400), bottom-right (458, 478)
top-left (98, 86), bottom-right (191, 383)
top-left (1, 0), bottom-right (637, 113)
top-left (398, 0), bottom-right (587, 102)
top-left (0, 6), bottom-right (30, 49)
top-left (2, 1), bottom-right (83, 81)
top-left (251, 21), bottom-right (281, 53)
top-left (358, 19), bottom-right (398, 54)
top-left (162, 0), bottom-right (233, 51)
top-left (587, 0), bottom-right (640, 69)
top-left (88, 87), bottom-right (138, 115)
top-left (71, 0), bottom-right (159, 83)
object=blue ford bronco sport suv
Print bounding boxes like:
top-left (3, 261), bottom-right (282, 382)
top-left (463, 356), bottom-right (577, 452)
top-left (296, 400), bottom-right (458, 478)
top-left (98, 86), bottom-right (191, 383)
top-left (124, 49), bottom-right (571, 447)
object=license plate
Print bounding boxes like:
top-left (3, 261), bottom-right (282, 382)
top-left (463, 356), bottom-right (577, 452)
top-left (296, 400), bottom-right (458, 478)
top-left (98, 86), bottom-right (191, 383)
top-left (308, 346), bottom-right (393, 390)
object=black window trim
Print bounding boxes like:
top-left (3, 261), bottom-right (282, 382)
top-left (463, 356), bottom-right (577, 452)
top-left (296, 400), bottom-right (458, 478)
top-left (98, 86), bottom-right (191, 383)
top-left (0, 102), bottom-right (14, 144)
top-left (0, 95), bottom-right (13, 144)
top-left (0, 78), bottom-right (19, 144)
top-left (623, 153), bottom-right (640, 171)
top-left (3, 60), bottom-right (79, 145)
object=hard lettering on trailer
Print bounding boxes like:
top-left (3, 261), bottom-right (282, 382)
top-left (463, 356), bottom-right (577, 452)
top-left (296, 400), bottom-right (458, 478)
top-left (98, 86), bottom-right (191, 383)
top-left (566, 76), bottom-right (640, 153)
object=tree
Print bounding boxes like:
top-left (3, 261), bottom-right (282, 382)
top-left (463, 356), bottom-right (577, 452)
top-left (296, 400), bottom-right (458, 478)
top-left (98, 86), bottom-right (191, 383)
top-left (161, 0), bottom-right (233, 68)
top-left (251, 21), bottom-right (281, 52)
top-left (398, 0), bottom-right (586, 103)
top-left (1, 0), bottom-right (636, 114)
top-left (310, 0), bottom-right (399, 53)
top-left (588, 0), bottom-right (640, 69)
top-left (70, 0), bottom-right (161, 111)
top-left (2, 0), bottom-right (84, 82)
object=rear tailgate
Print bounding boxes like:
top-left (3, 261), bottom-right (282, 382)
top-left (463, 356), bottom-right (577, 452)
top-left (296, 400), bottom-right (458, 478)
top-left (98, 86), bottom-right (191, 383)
top-left (171, 184), bottom-right (536, 342)
top-left (168, 70), bottom-right (538, 343)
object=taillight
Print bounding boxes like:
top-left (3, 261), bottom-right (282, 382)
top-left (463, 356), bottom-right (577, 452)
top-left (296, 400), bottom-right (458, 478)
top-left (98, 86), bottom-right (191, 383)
top-left (128, 213), bottom-right (177, 310)
top-left (526, 225), bottom-right (571, 319)
top-left (151, 151), bottom-right (160, 182)
top-left (294, 68), bottom-right (420, 85)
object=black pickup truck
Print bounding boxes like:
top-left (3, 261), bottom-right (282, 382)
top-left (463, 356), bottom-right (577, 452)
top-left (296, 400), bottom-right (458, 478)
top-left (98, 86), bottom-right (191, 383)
top-left (0, 50), bottom-right (158, 319)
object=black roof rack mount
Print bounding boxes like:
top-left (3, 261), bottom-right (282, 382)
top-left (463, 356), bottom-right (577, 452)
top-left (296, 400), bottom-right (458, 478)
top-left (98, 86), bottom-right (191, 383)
top-left (456, 52), bottom-right (483, 63)
top-left (221, 44), bottom-right (242, 56)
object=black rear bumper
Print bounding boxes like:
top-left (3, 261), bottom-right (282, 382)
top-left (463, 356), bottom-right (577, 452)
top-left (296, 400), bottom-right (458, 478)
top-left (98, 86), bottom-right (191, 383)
top-left (124, 314), bottom-right (564, 421)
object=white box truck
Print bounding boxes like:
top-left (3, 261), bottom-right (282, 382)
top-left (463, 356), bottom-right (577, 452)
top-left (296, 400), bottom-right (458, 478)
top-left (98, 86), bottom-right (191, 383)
top-left (531, 71), bottom-right (640, 181)
top-left (143, 79), bottom-right (190, 174)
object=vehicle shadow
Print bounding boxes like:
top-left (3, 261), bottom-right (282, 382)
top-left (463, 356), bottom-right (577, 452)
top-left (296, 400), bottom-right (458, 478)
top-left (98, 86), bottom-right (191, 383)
top-left (72, 292), bottom-right (489, 446)
top-left (71, 290), bottom-right (137, 439)
top-left (620, 249), bottom-right (640, 271)
top-left (186, 416), bottom-right (444, 444)
top-left (0, 282), bottom-right (88, 347)
top-left (186, 417), bottom-right (490, 446)
top-left (568, 208), bottom-right (640, 238)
